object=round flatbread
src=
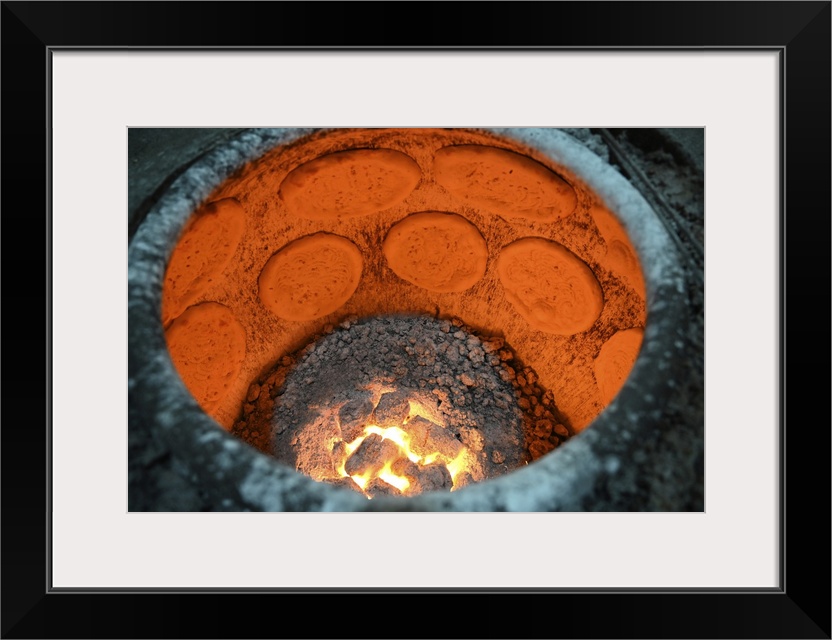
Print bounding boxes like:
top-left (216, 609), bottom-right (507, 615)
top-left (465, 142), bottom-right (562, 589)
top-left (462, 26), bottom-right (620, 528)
top-left (259, 233), bottom-right (363, 321)
top-left (434, 145), bottom-right (577, 222)
top-left (383, 211), bottom-right (488, 293)
top-left (161, 198), bottom-right (246, 325)
top-left (497, 237), bottom-right (604, 334)
top-left (279, 148), bottom-right (421, 220)
top-left (594, 327), bottom-right (645, 404)
top-left (165, 302), bottom-right (247, 412)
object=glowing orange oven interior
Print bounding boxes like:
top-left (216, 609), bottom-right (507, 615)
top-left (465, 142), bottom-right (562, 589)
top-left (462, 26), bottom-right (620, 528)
top-left (161, 128), bottom-right (646, 499)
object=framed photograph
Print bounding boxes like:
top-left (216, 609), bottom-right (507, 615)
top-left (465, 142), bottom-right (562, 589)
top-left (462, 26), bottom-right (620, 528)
top-left (5, 1), bottom-right (829, 638)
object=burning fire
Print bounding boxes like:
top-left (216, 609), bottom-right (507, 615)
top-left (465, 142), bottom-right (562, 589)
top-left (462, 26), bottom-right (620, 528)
top-left (335, 423), bottom-right (470, 498)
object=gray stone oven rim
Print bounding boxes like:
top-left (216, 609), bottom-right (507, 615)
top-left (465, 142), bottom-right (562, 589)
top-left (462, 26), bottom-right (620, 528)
top-left (127, 127), bottom-right (690, 512)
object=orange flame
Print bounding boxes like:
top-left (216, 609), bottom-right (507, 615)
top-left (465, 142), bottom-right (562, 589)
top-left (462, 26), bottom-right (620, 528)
top-left (337, 422), bottom-right (469, 499)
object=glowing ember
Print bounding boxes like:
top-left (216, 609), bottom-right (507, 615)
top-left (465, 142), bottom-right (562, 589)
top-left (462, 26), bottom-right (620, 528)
top-left (260, 316), bottom-right (537, 497)
top-left (333, 421), bottom-right (471, 499)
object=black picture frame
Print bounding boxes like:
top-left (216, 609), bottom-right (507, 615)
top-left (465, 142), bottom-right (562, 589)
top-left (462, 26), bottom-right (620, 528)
top-left (4, 2), bottom-right (829, 638)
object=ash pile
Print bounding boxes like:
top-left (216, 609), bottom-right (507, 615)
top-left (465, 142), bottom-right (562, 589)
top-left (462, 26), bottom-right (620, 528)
top-left (232, 315), bottom-right (573, 497)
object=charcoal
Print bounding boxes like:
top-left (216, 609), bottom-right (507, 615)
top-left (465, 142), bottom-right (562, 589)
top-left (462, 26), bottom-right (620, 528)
top-left (239, 315), bottom-right (564, 493)
top-left (365, 477), bottom-right (403, 498)
top-left (412, 462), bottom-right (453, 493)
top-left (372, 390), bottom-right (411, 427)
top-left (321, 476), bottom-right (365, 494)
top-left (458, 426), bottom-right (485, 452)
top-left (390, 457), bottom-right (422, 481)
top-left (402, 417), bottom-right (462, 460)
top-left (338, 392), bottom-right (374, 441)
top-left (344, 433), bottom-right (402, 477)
